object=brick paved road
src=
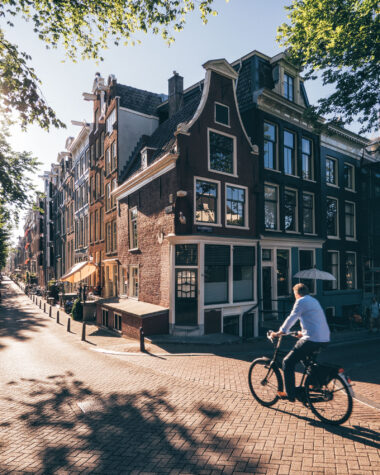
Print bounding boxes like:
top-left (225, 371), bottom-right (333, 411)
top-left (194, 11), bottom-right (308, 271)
top-left (1, 279), bottom-right (379, 474)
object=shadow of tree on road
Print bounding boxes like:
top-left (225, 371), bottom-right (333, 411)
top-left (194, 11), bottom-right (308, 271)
top-left (1, 372), bottom-right (262, 473)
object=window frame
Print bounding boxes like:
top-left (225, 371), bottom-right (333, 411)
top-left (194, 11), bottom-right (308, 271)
top-left (345, 200), bottom-right (356, 240)
top-left (301, 137), bottom-right (314, 181)
top-left (129, 207), bottom-right (138, 250)
top-left (345, 251), bottom-right (357, 289)
top-left (303, 192), bottom-right (315, 235)
top-left (284, 187), bottom-right (298, 233)
top-left (113, 313), bottom-right (122, 332)
top-left (283, 130), bottom-right (297, 176)
top-left (344, 163), bottom-right (355, 191)
top-left (326, 196), bottom-right (339, 238)
top-left (225, 183), bottom-right (249, 229)
top-left (284, 73), bottom-right (294, 101)
top-left (129, 265), bottom-right (139, 299)
top-left (324, 250), bottom-right (339, 291)
top-left (264, 183), bottom-right (279, 231)
top-left (263, 121), bottom-right (278, 171)
top-left (194, 177), bottom-right (221, 227)
top-left (207, 128), bottom-right (237, 177)
top-left (214, 102), bottom-right (230, 127)
top-left (326, 157), bottom-right (338, 187)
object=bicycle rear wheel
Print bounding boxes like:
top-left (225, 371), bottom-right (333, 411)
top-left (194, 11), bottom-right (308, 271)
top-left (248, 358), bottom-right (282, 407)
top-left (305, 373), bottom-right (353, 425)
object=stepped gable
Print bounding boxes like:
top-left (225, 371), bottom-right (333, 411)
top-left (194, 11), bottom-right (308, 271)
top-left (114, 84), bottom-right (163, 116)
top-left (122, 90), bottom-right (202, 181)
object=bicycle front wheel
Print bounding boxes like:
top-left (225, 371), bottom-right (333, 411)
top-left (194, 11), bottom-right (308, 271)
top-left (248, 358), bottom-right (281, 407)
top-left (305, 373), bottom-right (353, 425)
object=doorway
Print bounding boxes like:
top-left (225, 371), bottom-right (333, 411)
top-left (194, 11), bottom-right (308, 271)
top-left (175, 269), bottom-right (198, 326)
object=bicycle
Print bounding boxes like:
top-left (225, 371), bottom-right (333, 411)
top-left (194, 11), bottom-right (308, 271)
top-left (248, 331), bottom-right (354, 425)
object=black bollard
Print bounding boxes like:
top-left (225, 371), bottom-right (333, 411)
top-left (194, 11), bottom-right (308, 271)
top-left (139, 327), bottom-right (145, 352)
top-left (56, 311), bottom-right (60, 324)
top-left (81, 321), bottom-right (86, 341)
top-left (49, 305), bottom-right (52, 317)
top-left (67, 317), bottom-right (71, 333)
top-left (43, 302), bottom-right (46, 313)
top-left (39, 300), bottom-right (42, 309)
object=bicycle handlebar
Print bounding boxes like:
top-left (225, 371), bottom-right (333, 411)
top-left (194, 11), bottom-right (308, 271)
top-left (267, 330), bottom-right (300, 343)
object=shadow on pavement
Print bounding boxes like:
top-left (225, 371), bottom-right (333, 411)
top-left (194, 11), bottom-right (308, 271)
top-left (1, 372), bottom-right (263, 473)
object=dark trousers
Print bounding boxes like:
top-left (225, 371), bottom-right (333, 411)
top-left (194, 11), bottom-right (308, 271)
top-left (282, 339), bottom-right (326, 400)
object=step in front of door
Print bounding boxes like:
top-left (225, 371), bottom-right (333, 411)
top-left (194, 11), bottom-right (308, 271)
top-left (171, 325), bottom-right (202, 337)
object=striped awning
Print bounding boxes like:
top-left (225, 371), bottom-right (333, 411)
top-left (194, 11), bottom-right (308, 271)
top-left (60, 261), bottom-right (97, 284)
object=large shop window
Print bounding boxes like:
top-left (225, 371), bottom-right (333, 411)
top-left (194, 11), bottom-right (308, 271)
top-left (299, 250), bottom-right (315, 293)
top-left (226, 185), bottom-right (246, 227)
top-left (264, 122), bottom-right (277, 170)
top-left (209, 131), bottom-right (235, 175)
top-left (204, 245), bottom-right (230, 305)
top-left (196, 179), bottom-right (218, 224)
top-left (175, 244), bottom-right (198, 266)
top-left (233, 246), bottom-right (255, 302)
top-left (277, 250), bottom-right (290, 296)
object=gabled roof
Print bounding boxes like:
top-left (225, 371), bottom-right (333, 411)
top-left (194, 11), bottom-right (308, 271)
top-left (113, 84), bottom-right (164, 116)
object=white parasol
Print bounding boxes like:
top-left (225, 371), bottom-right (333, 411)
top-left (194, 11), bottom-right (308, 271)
top-left (294, 268), bottom-right (336, 281)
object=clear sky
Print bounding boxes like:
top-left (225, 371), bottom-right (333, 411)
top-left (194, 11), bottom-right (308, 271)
top-left (2, 0), bottom-right (343, 239)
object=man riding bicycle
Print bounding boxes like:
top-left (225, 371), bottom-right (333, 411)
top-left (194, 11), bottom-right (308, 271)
top-left (270, 283), bottom-right (330, 402)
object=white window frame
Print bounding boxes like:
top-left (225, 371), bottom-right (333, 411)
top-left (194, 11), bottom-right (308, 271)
top-left (129, 265), bottom-right (139, 299)
top-left (301, 137), bottom-right (314, 181)
top-left (194, 176), bottom-right (221, 227)
top-left (283, 73), bottom-right (294, 101)
top-left (326, 250), bottom-right (339, 290)
top-left (326, 196), bottom-right (339, 239)
top-left (207, 128), bottom-right (237, 177)
top-left (114, 313), bottom-right (122, 332)
top-left (303, 192), bottom-right (315, 235)
top-left (345, 200), bottom-right (356, 240)
top-left (263, 121), bottom-right (278, 171)
top-left (264, 183), bottom-right (280, 231)
top-left (344, 163), bottom-right (355, 191)
top-left (102, 309), bottom-right (109, 327)
top-left (214, 102), bottom-right (230, 128)
top-left (225, 183), bottom-right (249, 229)
top-left (284, 187), bottom-right (299, 233)
top-left (345, 251), bottom-right (357, 289)
top-left (283, 130), bottom-right (297, 177)
top-left (326, 157), bottom-right (339, 187)
top-left (129, 206), bottom-right (138, 250)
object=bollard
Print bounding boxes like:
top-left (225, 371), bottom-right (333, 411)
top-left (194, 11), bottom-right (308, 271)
top-left (81, 321), bottom-right (86, 341)
top-left (56, 310), bottom-right (60, 324)
top-left (67, 317), bottom-right (71, 333)
top-left (49, 305), bottom-right (52, 317)
top-left (139, 327), bottom-right (145, 352)
top-left (43, 302), bottom-right (46, 313)
top-left (39, 300), bottom-right (42, 309)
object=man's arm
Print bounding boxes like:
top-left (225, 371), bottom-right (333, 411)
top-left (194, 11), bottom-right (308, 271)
top-left (278, 299), bottom-right (303, 334)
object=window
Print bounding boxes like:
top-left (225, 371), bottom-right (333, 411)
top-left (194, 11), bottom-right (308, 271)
top-left (262, 249), bottom-right (272, 261)
top-left (105, 148), bottom-right (110, 176)
top-left (102, 309), bottom-right (108, 326)
top-left (111, 142), bottom-right (117, 170)
top-left (195, 179), bottom-right (218, 224)
top-left (277, 250), bottom-right (290, 296)
top-left (204, 245), bottom-right (230, 304)
top-left (345, 252), bottom-right (356, 289)
top-left (129, 207), bottom-right (138, 249)
top-left (264, 122), bottom-right (277, 170)
top-left (111, 179), bottom-right (117, 208)
top-left (284, 188), bottom-right (298, 232)
top-left (303, 192), bottom-right (315, 234)
top-left (284, 131), bottom-right (296, 175)
top-left (99, 207), bottom-right (104, 240)
top-left (95, 138), bottom-right (100, 160)
top-left (129, 265), bottom-right (139, 298)
top-left (100, 169), bottom-right (104, 197)
top-left (95, 209), bottom-right (99, 241)
top-left (114, 313), bottom-right (122, 331)
top-left (100, 132), bottom-right (105, 157)
top-left (299, 250), bottom-right (315, 293)
top-left (112, 220), bottom-right (117, 252)
top-left (302, 138), bottom-right (313, 180)
top-left (284, 73), bottom-right (294, 101)
top-left (264, 184), bottom-right (278, 230)
top-left (226, 185), bottom-right (246, 227)
top-left (233, 246), bottom-right (255, 302)
top-left (95, 172), bottom-right (100, 199)
top-left (94, 109), bottom-right (99, 129)
top-left (84, 215), bottom-right (88, 245)
top-left (344, 163), bottom-right (355, 190)
top-left (324, 251), bottom-right (339, 290)
top-left (106, 108), bottom-right (116, 134)
top-left (121, 267), bottom-right (128, 295)
top-left (105, 183), bottom-right (111, 211)
top-left (215, 103), bottom-right (230, 126)
top-left (326, 157), bottom-right (338, 185)
top-left (209, 130), bottom-right (235, 175)
top-left (175, 244), bottom-right (198, 266)
top-left (326, 197), bottom-right (339, 237)
top-left (345, 202), bottom-right (355, 239)
top-left (106, 222), bottom-right (111, 252)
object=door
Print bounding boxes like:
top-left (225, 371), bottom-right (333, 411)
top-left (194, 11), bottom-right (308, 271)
top-left (175, 269), bottom-right (198, 326)
top-left (262, 267), bottom-right (272, 311)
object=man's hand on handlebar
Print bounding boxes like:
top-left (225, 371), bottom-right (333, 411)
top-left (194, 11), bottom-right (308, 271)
top-left (269, 330), bottom-right (284, 339)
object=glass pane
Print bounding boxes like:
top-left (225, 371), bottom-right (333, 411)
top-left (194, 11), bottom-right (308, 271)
top-left (302, 138), bottom-right (311, 154)
top-left (264, 141), bottom-right (274, 168)
top-left (196, 180), bottom-right (217, 223)
top-left (175, 244), bottom-right (198, 266)
top-left (277, 250), bottom-right (289, 296)
top-left (326, 199), bottom-right (337, 236)
top-left (233, 266), bottom-right (253, 302)
top-left (204, 265), bottom-right (228, 304)
top-left (209, 132), bottom-right (234, 174)
top-left (264, 123), bottom-right (275, 141)
top-left (215, 103), bottom-right (229, 125)
top-left (284, 190), bottom-right (297, 231)
top-left (284, 131), bottom-right (294, 148)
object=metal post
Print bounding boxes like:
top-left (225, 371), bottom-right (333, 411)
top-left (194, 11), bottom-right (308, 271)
top-left (139, 327), bottom-right (145, 352)
top-left (39, 300), bottom-right (41, 309)
top-left (56, 310), bottom-right (60, 324)
top-left (43, 302), bottom-right (46, 313)
top-left (49, 305), bottom-right (52, 317)
top-left (81, 321), bottom-right (86, 341)
top-left (67, 317), bottom-right (71, 333)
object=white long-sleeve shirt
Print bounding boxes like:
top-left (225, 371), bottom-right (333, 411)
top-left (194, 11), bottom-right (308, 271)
top-left (279, 295), bottom-right (330, 343)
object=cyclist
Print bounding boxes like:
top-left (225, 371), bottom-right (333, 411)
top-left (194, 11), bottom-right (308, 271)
top-left (270, 283), bottom-right (330, 402)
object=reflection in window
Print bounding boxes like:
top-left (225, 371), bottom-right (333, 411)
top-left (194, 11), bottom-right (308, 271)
top-left (175, 244), bottom-right (198, 266)
top-left (345, 253), bottom-right (356, 289)
top-left (196, 179), bottom-right (218, 223)
top-left (326, 158), bottom-right (337, 185)
top-left (209, 131), bottom-right (234, 174)
top-left (226, 185), bottom-right (245, 226)
top-left (129, 207), bottom-right (138, 249)
top-left (264, 185), bottom-right (278, 230)
top-left (303, 193), bottom-right (314, 234)
top-left (302, 138), bottom-right (313, 180)
top-left (264, 122), bottom-right (276, 169)
top-left (326, 197), bottom-right (338, 236)
top-left (345, 202), bottom-right (355, 238)
top-left (284, 189), bottom-right (297, 231)
top-left (324, 251), bottom-right (339, 290)
top-left (344, 163), bottom-right (354, 190)
top-left (284, 131), bottom-right (296, 175)
top-left (277, 249), bottom-right (289, 296)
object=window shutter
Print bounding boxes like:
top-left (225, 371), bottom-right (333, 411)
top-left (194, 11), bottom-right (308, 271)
top-left (205, 245), bottom-right (230, 266)
top-left (233, 246), bottom-right (255, 266)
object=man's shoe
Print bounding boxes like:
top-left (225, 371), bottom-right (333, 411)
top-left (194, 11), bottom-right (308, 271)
top-left (277, 391), bottom-right (295, 402)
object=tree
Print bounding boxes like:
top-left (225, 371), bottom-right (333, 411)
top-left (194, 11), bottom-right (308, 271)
top-left (277, 0), bottom-right (379, 134)
top-left (0, 0), bottom-right (218, 130)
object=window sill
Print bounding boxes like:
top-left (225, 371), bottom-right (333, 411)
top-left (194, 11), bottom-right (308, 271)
top-left (345, 237), bottom-right (357, 242)
top-left (303, 232), bottom-right (317, 237)
top-left (264, 228), bottom-right (280, 232)
top-left (303, 178), bottom-right (316, 183)
top-left (285, 230), bottom-right (300, 234)
top-left (264, 167), bottom-right (281, 173)
top-left (326, 183), bottom-right (339, 189)
top-left (194, 222), bottom-right (222, 227)
top-left (344, 188), bottom-right (356, 193)
top-left (284, 173), bottom-right (299, 179)
top-left (225, 225), bottom-right (250, 230)
top-left (129, 248), bottom-right (140, 253)
top-left (327, 236), bottom-right (340, 240)
top-left (208, 169), bottom-right (238, 179)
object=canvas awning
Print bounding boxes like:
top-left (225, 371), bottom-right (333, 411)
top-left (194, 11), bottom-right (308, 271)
top-left (60, 261), bottom-right (97, 283)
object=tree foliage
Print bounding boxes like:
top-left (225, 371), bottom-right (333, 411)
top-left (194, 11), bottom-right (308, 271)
top-left (0, 0), bottom-right (217, 130)
top-left (277, 0), bottom-right (379, 134)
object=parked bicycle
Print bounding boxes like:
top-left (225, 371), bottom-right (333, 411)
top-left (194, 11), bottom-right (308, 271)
top-left (248, 331), bottom-right (354, 425)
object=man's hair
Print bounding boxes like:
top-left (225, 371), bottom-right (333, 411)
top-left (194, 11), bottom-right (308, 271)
top-left (293, 283), bottom-right (309, 297)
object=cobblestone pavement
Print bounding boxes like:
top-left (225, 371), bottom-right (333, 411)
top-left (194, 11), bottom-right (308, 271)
top-left (1, 279), bottom-right (379, 474)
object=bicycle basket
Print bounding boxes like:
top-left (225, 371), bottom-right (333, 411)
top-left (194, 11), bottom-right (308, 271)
top-left (309, 363), bottom-right (339, 386)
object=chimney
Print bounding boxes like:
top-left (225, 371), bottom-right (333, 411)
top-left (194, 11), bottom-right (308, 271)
top-left (168, 71), bottom-right (183, 117)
